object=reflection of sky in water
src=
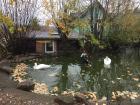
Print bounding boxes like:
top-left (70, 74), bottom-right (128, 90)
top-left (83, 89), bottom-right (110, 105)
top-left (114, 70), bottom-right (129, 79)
top-left (27, 47), bottom-right (140, 98)
top-left (28, 65), bottom-right (62, 88)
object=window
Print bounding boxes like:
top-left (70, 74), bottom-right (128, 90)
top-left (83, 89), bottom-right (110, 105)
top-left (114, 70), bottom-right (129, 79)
top-left (45, 41), bottom-right (54, 53)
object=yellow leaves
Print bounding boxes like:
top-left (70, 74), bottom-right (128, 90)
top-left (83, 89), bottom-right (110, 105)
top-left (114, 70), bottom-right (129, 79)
top-left (0, 11), bottom-right (14, 32)
top-left (17, 28), bottom-right (22, 32)
top-left (112, 91), bottom-right (140, 101)
top-left (0, 12), bottom-right (13, 25)
top-left (58, 11), bottom-right (89, 35)
top-left (56, 19), bottom-right (70, 35)
top-left (23, 27), bottom-right (27, 32)
top-left (12, 63), bottom-right (28, 82)
top-left (74, 19), bottom-right (89, 29)
top-left (43, 0), bottom-right (49, 6)
top-left (112, 12), bottom-right (140, 43)
top-left (90, 35), bottom-right (99, 45)
top-left (10, 0), bottom-right (15, 5)
top-left (51, 86), bottom-right (59, 93)
top-left (9, 27), bottom-right (14, 33)
top-left (64, 0), bottom-right (79, 12)
top-left (120, 13), bottom-right (139, 30)
top-left (43, 0), bottom-right (57, 13)
top-left (44, 0), bottom-right (84, 36)
top-left (42, 0), bottom-right (49, 9)
top-left (46, 19), bottom-right (52, 27)
top-left (33, 82), bottom-right (49, 95)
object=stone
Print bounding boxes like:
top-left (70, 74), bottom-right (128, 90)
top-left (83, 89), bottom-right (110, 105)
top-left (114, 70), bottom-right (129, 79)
top-left (54, 98), bottom-right (74, 105)
top-left (6, 53), bottom-right (13, 59)
top-left (0, 66), bottom-right (13, 74)
top-left (17, 81), bottom-right (35, 91)
top-left (74, 95), bottom-right (90, 105)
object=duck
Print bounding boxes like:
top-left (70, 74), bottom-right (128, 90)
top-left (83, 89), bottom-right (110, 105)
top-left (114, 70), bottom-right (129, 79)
top-left (33, 63), bottom-right (51, 70)
top-left (104, 56), bottom-right (111, 65)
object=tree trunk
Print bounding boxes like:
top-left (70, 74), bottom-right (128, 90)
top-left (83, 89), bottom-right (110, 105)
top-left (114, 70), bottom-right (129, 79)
top-left (90, 0), bottom-right (94, 35)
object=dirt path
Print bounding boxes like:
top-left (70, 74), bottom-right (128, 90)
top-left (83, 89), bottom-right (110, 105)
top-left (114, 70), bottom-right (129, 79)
top-left (0, 88), bottom-right (57, 105)
top-left (0, 71), bottom-right (16, 88)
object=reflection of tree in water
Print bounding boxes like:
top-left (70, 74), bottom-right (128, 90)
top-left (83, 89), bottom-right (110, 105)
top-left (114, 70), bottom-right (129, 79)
top-left (119, 47), bottom-right (140, 67)
top-left (80, 49), bottom-right (140, 99)
top-left (58, 64), bottom-right (68, 92)
top-left (46, 48), bottom-right (140, 100)
top-left (81, 66), bottom-right (114, 99)
top-left (67, 64), bottom-right (84, 91)
top-left (82, 52), bottom-right (140, 99)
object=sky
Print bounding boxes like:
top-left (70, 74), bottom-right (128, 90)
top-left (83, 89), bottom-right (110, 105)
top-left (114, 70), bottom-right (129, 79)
top-left (35, 0), bottom-right (49, 25)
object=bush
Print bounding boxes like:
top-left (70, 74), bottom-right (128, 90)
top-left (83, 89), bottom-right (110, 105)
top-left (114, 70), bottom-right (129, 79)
top-left (105, 13), bottom-right (140, 47)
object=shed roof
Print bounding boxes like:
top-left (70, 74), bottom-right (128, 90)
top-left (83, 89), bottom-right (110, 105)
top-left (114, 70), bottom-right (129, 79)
top-left (29, 31), bottom-right (60, 39)
top-left (29, 30), bottom-right (85, 40)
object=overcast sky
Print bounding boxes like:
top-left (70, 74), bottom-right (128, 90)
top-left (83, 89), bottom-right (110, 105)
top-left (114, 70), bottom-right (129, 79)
top-left (34, 0), bottom-right (49, 25)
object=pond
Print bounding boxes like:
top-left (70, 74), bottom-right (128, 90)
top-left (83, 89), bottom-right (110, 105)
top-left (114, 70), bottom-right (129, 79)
top-left (26, 47), bottom-right (140, 99)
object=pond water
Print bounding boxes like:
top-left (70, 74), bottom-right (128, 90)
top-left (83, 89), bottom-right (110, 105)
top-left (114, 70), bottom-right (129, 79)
top-left (26, 47), bottom-right (140, 99)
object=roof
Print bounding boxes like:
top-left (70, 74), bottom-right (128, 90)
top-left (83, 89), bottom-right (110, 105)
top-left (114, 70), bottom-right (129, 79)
top-left (29, 30), bottom-right (85, 40)
top-left (29, 22), bottom-right (85, 40)
top-left (29, 31), bottom-right (60, 39)
top-left (29, 23), bottom-right (61, 39)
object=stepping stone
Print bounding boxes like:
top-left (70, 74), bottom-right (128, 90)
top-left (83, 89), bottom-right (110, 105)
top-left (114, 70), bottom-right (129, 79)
top-left (17, 81), bottom-right (35, 91)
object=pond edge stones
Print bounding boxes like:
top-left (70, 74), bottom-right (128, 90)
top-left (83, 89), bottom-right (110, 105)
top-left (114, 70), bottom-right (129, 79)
top-left (12, 63), bottom-right (35, 91)
top-left (0, 60), bottom-right (13, 74)
top-left (17, 80), bottom-right (35, 91)
top-left (12, 63), bottom-right (49, 93)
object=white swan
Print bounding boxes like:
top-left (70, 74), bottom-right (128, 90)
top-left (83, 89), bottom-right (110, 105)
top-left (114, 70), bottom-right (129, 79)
top-left (104, 56), bottom-right (111, 65)
top-left (104, 64), bottom-right (111, 69)
top-left (33, 63), bottom-right (51, 70)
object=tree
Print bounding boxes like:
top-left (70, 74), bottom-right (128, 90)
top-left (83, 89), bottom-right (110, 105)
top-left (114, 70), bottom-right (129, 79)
top-left (100, 0), bottom-right (140, 47)
top-left (43, 0), bottom-right (87, 37)
top-left (0, 0), bottom-right (39, 56)
top-left (44, 0), bottom-right (140, 52)
top-left (43, 0), bottom-right (103, 54)
top-left (0, 11), bottom-right (14, 57)
top-left (107, 12), bottom-right (140, 46)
